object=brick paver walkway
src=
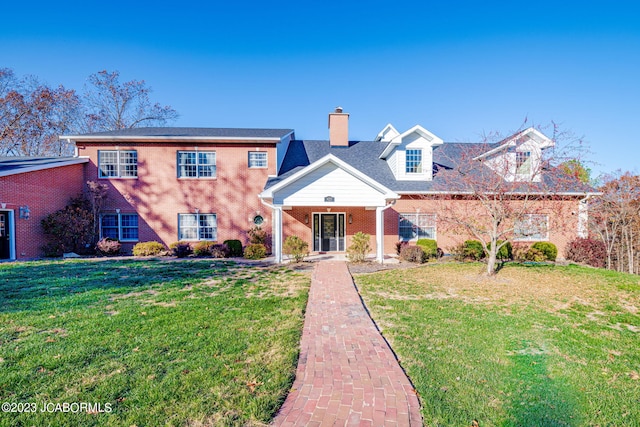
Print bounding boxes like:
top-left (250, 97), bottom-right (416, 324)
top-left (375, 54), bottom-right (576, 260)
top-left (272, 261), bottom-right (422, 426)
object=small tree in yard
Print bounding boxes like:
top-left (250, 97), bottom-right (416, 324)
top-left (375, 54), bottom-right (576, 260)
top-left (41, 195), bottom-right (94, 255)
top-left (430, 123), bottom-right (588, 275)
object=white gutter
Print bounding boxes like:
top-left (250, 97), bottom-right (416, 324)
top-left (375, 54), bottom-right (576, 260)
top-left (60, 135), bottom-right (285, 143)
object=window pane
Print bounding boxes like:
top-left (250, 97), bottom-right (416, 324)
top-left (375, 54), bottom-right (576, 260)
top-left (178, 152), bottom-right (215, 178)
top-left (119, 151), bottom-right (138, 177)
top-left (398, 213), bottom-right (436, 240)
top-left (406, 149), bottom-right (423, 174)
top-left (249, 152), bottom-right (267, 168)
top-left (514, 214), bottom-right (548, 240)
top-left (99, 151), bottom-right (118, 177)
top-left (100, 214), bottom-right (118, 239)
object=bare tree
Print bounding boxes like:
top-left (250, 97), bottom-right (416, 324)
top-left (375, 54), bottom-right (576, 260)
top-left (591, 172), bottom-right (640, 274)
top-left (430, 123), bottom-right (589, 275)
top-left (82, 70), bottom-right (178, 132)
top-left (0, 68), bottom-right (80, 156)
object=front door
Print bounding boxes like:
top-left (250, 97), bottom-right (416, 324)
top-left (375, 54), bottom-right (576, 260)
top-left (313, 213), bottom-right (345, 252)
top-left (0, 211), bottom-right (10, 259)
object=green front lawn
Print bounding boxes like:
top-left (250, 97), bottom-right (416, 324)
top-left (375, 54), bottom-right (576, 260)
top-left (356, 263), bottom-right (640, 427)
top-left (0, 259), bottom-right (310, 426)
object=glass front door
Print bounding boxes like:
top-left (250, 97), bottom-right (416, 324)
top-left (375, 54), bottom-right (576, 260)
top-left (313, 213), bottom-right (345, 252)
top-left (0, 212), bottom-right (10, 259)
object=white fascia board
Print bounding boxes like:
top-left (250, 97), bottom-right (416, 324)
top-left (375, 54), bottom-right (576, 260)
top-left (259, 154), bottom-right (400, 200)
top-left (379, 124), bottom-right (443, 159)
top-left (0, 158), bottom-right (89, 178)
top-left (395, 190), bottom-right (601, 196)
top-left (375, 123), bottom-right (400, 142)
top-left (60, 135), bottom-right (284, 143)
top-left (473, 128), bottom-right (554, 161)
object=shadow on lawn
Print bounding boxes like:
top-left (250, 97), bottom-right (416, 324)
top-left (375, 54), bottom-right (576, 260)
top-left (506, 350), bottom-right (581, 427)
top-left (0, 258), bottom-right (235, 313)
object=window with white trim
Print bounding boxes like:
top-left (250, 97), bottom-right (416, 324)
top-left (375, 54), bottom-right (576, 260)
top-left (99, 150), bottom-right (138, 178)
top-left (399, 213), bottom-right (436, 240)
top-left (178, 213), bottom-right (217, 241)
top-left (100, 213), bottom-right (139, 241)
top-left (405, 149), bottom-right (423, 174)
top-left (248, 152), bottom-right (267, 168)
top-left (177, 151), bottom-right (216, 178)
top-left (516, 151), bottom-right (532, 175)
top-left (514, 214), bottom-right (548, 241)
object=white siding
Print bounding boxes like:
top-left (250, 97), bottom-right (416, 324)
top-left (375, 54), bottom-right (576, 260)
top-left (274, 163), bottom-right (388, 206)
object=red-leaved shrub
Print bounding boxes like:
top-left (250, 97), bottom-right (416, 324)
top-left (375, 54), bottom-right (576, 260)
top-left (565, 238), bottom-right (606, 268)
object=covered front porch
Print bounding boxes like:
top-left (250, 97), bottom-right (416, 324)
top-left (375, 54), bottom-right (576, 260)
top-left (259, 155), bottom-right (399, 263)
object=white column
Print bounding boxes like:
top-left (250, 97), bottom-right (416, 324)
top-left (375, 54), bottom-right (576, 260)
top-left (578, 198), bottom-right (588, 238)
top-left (375, 206), bottom-right (384, 263)
top-left (273, 206), bottom-right (283, 263)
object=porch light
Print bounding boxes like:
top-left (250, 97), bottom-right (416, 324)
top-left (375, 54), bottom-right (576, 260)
top-left (304, 214), bottom-right (309, 224)
top-left (348, 214), bottom-right (353, 224)
top-left (19, 206), bottom-right (30, 220)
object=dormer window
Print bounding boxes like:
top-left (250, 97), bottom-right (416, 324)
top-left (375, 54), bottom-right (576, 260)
top-left (516, 151), bottom-right (531, 175)
top-left (406, 149), bottom-right (423, 174)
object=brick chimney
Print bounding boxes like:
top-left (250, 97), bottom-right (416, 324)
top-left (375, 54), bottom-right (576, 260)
top-left (328, 107), bottom-right (349, 146)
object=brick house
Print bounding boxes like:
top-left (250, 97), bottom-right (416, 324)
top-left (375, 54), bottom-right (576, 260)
top-left (0, 157), bottom-right (88, 260)
top-left (1, 109), bottom-right (594, 261)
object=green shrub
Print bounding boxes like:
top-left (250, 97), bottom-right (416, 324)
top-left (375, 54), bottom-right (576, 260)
top-left (347, 232), bottom-right (371, 263)
top-left (211, 244), bottom-right (230, 258)
top-left (448, 243), bottom-right (466, 262)
top-left (488, 240), bottom-right (513, 260)
top-left (170, 241), bottom-right (193, 258)
top-left (416, 239), bottom-right (438, 258)
top-left (193, 240), bottom-right (217, 257)
top-left (244, 243), bottom-right (267, 260)
top-left (96, 238), bottom-right (121, 256)
top-left (223, 240), bottom-right (243, 257)
top-left (132, 241), bottom-right (166, 256)
top-left (463, 240), bottom-right (485, 260)
top-left (531, 241), bottom-right (557, 261)
top-left (400, 245), bottom-right (427, 263)
top-left (283, 236), bottom-right (309, 263)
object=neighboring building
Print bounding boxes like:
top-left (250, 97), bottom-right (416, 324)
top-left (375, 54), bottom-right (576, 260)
top-left (0, 156), bottom-right (88, 260)
top-left (1, 109), bottom-right (594, 261)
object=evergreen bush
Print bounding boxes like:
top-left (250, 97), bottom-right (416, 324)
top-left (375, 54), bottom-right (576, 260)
top-left (132, 241), bottom-right (166, 256)
top-left (283, 236), bottom-right (309, 263)
top-left (531, 241), bottom-right (558, 261)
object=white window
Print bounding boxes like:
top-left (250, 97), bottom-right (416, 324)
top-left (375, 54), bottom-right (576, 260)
top-left (516, 151), bottom-right (531, 175)
top-left (248, 152), bottom-right (267, 168)
top-left (177, 151), bottom-right (216, 178)
top-left (100, 213), bottom-right (139, 241)
top-left (178, 214), bottom-right (217, 241)
top-left (399, 213), bottom-right (436, 240)
top-left (514, 214), bottom-right (548, 241)
top-left (405, 149), bottom-right (423, 174)
top-left (99, 150), bottom-right (137, 178)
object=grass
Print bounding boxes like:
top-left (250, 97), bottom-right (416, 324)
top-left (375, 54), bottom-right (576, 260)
top-left (0, 258), bottom-right (310, 426)
top-left (355, 262), bottom-right (640, 427)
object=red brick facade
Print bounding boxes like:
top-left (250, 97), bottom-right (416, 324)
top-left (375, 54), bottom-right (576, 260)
top-left (77, 142), bottom-right (277, 253)
top-left (0, 163), bottom-right (86, 260)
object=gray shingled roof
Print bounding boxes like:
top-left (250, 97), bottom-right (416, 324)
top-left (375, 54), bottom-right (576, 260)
top-left (0, 156), bottom-right (88, 176)
top-left (65, 127), bottom-right (294, 139)
top-left (266, 140), bottom-right (595, 194)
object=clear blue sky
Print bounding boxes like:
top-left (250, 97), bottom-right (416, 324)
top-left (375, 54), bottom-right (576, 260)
top-left (2, 1), bottom-right (639, 177)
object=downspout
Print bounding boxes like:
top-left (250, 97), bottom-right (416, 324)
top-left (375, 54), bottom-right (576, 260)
top-left (376, 199), bottom-right (397, 263)
top-left (260, 197), bottom-right (283, 263)
top-left (578, 194), bottom-right (592, 238)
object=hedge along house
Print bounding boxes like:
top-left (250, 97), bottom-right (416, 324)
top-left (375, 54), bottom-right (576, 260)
top-left (0, 156), bottom-right (88, 260)
top-left (260, 108), bottom-right (595, 263)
